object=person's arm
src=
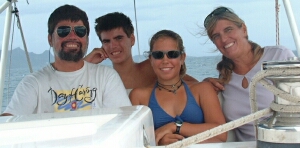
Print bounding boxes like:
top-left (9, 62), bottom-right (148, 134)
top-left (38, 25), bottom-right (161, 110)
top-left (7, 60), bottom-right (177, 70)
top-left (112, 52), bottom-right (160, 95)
top-left (154, 122), bottom-right (184, 145)
top-left (84, 48), bottom-right (108, 64)
top-left (129, 87), bottom-right (152, 106)
top-left (129, 88), bottom-right (142, 105)
top-left (179, 81), bottom-right (227, 142)
top-left (203, 77), bottom-right (225, 92)
top-left (157, 133), bottom-right (184, 145)
top-left (3, 75), bottom-right (39, 115)
top-left (182, 74), bottom-right (198, 85)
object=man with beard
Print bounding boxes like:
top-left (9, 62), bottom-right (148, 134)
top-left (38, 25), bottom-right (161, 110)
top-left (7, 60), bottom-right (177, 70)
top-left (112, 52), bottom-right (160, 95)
top-left (1, 5), bottom-right (131, 116)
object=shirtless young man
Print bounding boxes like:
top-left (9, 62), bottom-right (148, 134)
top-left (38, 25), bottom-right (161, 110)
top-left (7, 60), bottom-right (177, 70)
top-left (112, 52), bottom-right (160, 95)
top-left (85, 12), bottom-right (198, 92)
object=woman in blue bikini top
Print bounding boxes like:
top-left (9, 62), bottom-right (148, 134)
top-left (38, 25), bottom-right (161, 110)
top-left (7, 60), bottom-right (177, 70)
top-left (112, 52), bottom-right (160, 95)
top-left (129, 29), bottom-right (227, 145)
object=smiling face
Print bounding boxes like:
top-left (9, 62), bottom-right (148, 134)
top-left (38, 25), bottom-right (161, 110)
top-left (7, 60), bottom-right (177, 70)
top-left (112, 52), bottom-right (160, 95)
top-left (100, 27), bottom-right (135, 64)
top-left (211, 19), bottom-right (248, 60)
top-left (48, 20), bottom-right (88, 62)
top-left (150, 37), bottom-right (185, 82)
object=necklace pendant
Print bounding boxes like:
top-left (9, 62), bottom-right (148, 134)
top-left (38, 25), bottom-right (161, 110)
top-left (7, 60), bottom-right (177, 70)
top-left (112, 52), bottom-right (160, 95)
top-left (173, 90), bottom-right (176, 94)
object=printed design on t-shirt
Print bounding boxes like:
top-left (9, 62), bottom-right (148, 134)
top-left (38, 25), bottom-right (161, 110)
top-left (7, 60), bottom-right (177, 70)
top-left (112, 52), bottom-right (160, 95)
top-left (48, 85), bottom-right (97, 112)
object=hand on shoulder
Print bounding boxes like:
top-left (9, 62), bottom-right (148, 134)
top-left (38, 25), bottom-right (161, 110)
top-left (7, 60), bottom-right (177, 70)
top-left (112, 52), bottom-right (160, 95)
top-left (202, 77), bottom-right (224, 92)
top-left (190, 81), bottom-right (217, 94)
top-left (182, 74), bottom-right (199, 85)
top-left (84, 47), bottom-right (108, 64)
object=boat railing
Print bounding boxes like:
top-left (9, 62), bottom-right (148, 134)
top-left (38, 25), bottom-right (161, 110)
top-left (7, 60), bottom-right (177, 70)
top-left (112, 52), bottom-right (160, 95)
top-left (283, 0), bottom-right (300, 56)
top-left (0, 0), bottom-right (32, 112)
top-left (0, 0), bottom-right (15, 113)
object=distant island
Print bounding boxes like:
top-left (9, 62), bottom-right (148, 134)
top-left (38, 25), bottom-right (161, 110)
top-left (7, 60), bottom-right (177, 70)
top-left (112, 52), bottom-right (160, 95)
top-left (0, 47), bottom-right (216, 69)
top-left (0, 48), bottom-right (147, 69)
top-left (1, 47), bottom-right (297, 70)
top-left (0, 47), bottom-right (52, 69)
top-left (0, 47), bottom-right (110, 69)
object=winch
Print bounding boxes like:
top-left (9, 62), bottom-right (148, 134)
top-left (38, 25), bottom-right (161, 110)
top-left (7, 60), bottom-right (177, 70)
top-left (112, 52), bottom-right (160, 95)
top-left (257, 57), bottom-right (300, 148)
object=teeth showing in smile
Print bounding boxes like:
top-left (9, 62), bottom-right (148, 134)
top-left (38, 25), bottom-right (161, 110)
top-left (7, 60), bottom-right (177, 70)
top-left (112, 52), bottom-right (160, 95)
top-left (161, 68), bottom-right (172, 71)
top-left (112, 51), bottom-right (121, 55)
top-left (65, 44), bottom-right (78, 48)
top-left (224, 42), bottom-right (234, 49)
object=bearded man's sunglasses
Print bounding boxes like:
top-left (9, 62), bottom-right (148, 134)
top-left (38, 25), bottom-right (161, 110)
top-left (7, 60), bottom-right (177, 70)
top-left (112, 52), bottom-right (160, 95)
top-left (56, 26), bottom-right (87, 38)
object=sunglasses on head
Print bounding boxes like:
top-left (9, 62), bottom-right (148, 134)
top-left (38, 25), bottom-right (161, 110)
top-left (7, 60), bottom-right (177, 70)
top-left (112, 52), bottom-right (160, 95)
top-left (151, 50), bottom-right (183, 59)
top-left (56, 26), bottom-right (87, 38)
top-left (204, 7), bottom-right (231, 28)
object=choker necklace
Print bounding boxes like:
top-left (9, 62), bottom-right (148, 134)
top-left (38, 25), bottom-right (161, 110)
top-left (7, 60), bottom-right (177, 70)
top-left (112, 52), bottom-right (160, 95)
top-left (157, 79), bottom-right (183, 94)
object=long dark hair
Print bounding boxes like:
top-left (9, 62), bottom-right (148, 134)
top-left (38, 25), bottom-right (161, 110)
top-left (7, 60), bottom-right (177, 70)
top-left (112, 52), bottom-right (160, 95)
top-left (217, 42), bottom-right (263, 83)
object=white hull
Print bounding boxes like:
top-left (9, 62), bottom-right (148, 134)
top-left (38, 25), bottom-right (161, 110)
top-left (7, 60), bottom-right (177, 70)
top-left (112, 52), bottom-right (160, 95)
top-left (0, 105), bottom-right (155, 147)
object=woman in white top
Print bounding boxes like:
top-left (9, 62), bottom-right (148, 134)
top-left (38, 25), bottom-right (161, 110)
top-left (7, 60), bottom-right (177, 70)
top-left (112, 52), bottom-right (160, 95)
top-left (202, 6), bottom-right (295, 141)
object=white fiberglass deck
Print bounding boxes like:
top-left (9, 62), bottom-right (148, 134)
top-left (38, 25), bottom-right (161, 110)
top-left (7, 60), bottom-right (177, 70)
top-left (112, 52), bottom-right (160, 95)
top-left (0, 105), bottom-right (155, 147)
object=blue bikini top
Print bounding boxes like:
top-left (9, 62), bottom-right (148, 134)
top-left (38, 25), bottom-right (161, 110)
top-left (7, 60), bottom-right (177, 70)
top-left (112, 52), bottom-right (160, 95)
top-left (149, 81), bottom-right (204, 130)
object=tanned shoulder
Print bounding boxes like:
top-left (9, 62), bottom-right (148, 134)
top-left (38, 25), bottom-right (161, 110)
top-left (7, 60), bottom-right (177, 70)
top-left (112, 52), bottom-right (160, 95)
top-left (129, 86), bottom-right (153, 106)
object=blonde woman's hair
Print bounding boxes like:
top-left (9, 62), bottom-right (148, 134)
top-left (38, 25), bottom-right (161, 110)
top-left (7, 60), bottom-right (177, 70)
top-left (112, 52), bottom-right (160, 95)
top-left (204, 6), bottom-right (264, 83)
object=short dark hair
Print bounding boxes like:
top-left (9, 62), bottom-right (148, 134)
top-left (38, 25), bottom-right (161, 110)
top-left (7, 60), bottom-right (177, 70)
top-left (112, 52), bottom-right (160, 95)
top-left (95, 12), bottom-right (134, 41)
top-left (48, 4), bottom-right (90, 36)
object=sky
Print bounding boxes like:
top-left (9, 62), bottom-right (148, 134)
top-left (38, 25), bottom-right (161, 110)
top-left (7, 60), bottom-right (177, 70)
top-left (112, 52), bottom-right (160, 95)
top-left (0, 0), bottom-right (299, 57)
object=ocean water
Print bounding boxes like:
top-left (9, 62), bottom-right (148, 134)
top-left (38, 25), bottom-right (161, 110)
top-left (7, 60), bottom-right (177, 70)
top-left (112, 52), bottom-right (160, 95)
top-left (1, 56), bottom-right (221, 112)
